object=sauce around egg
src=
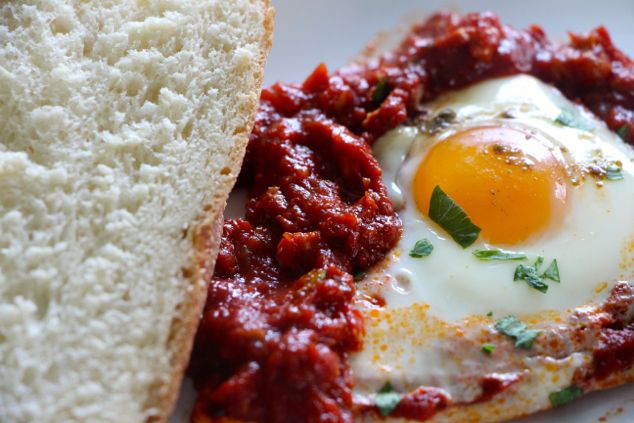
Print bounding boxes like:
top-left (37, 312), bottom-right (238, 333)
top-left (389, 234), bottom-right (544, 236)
top-left (190, 11), bottom-right (634, 423)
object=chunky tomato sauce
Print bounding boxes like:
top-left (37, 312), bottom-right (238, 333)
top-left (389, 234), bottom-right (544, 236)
top-left (190, 12), bottom-right (634, 423)
top-left (592, 282), bottom-right (634, 380)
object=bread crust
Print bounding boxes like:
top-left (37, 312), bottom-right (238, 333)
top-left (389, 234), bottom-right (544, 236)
top-left (153, 2), bottom-right (275, 422)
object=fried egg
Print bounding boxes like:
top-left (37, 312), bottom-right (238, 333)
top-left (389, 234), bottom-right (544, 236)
top-left (351, 75), bottom-right (634, 410)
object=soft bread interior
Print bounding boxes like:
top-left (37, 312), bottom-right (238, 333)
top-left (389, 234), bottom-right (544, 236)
top-left (0, 1), bottom-right (272, 422)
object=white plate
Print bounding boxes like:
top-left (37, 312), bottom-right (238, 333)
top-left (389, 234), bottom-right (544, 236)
top-left (171, 1), bottom-right (634, 422)
top-left (263, 0), bottom-right (634, 86)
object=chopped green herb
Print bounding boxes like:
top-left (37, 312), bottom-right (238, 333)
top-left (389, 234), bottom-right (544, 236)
top-left (409, 239), bottom-right (434, 258)
top-left (513, 257), bottom-right (561, 293)
top-left (308, 268), bottom-right (327, 283)
top-left (495, 316), bottom-right (525, 338)
top-left (495, 316), bottom-right (540, 349)
top-left (481, 343), bottom-right (496, 355)
top-left (473, 249), bottom-right (527, 261)
top-left (515, 328), bottom-right (541, 349)
top-left (353, 271), bottom-right (366, 282)
top-left (514, 264), bottom-right (549, 293)
top-left (549, 385), bottom-right (583, 408)
top-left (372, 79), bottom-right (390, 104)
top-left (534, 256), bottom-right (544, 268)
top-left (617, 125), bottom-right (629, 141)
top-left (375, 382), bottom-right (401, 417)
top-left (606, 165), bottom-right (624, 181)
top-left (428, 185), bottom-right (481, 248)
top-left (486, 311), bottom-right (493, 317)
top-left (542, 259), bottom-right (560, 282)
top-left (554, 109), bottom-right (594, 131)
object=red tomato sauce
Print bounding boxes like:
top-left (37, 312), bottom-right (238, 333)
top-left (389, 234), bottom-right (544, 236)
top-left (593, 324), bottom-right (634, 380)
top-left (189, 12), bottom-right (634, 423)
top-left (592, 282), bottom-right (634, 380)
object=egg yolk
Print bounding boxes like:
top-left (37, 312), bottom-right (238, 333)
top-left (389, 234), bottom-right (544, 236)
top-left (413, 126), bottom-right (567, 245)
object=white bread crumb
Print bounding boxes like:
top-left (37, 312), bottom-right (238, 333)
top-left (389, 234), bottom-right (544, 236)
top-left (0, 0), bottom-right (273, 421)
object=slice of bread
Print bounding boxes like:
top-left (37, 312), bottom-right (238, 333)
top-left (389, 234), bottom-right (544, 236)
top-left (0, 1), bottom-right (273, 422)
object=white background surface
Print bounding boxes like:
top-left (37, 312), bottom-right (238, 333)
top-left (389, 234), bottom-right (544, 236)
top-left (264, 0), bottom-right (634, 86)
top-left (172, 1), bottom-right (634, 422)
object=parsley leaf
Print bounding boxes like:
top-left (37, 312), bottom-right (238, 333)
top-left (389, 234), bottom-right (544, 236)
top-left (515, 329), bottom-right (541, 349)
top-left (375, 382), bottom-right (401, 417)
top-left (473, 249), bottom-right (527, 261)
top-left (534, 256), bottom-right (544, 269)
top-left (308, 268), bottom-right (327, 283)
top-left (617, 125), bottom-right (629, 141)
top-left (495, 316), bottom-right (540, 349)
top-left (513, 257), bottom-right (561, 293)
top-left (549, 385), bottom-right (583, 408)
top-left (514, 264), bottom-right (549, 293)
top-left (372, 79), bottom-right (390, 104)
top-left (428, 185), bottom-right (481, 248)
top-left (554, 108), bottom-right (594, 131)
top-left (353, 271), bottom-right (366, 282)
top-left (409, 239), bottom-right (434, 258)
top-left (542, 259), bottom-right (560, 282)
top-left (606, 165), bottom-right (624, 181)
top-left (495, 316), bottom-right (525, 338)
top-left (481, 343), bottom-right (496, 355)
top-left (486, 311), bottom-right (493, 317)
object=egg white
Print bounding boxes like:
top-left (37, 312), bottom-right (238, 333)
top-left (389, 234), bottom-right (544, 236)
top-left (368, 74), bottom-right (634, 321)
top-left (350, 75), bottom-right (634, 405)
